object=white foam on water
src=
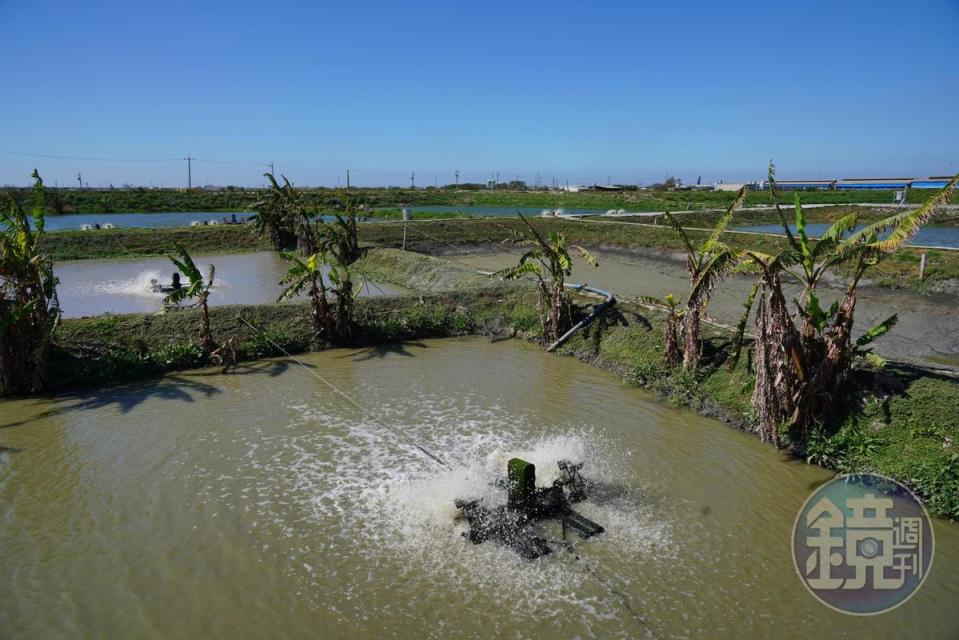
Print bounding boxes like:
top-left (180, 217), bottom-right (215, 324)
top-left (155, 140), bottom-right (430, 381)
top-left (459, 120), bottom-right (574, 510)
top-left (94, 270), bottom-right (165, 297)
top-left (93, 270), bottom-right (230, 297)
top-left (202, 393), bottom-right (674, 628)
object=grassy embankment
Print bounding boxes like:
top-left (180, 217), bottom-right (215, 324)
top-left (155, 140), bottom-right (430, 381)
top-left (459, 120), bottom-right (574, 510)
top-left (52, 248), bottom-right (959, 518)
top-left (357, 218), bottom-right (959, 293)
top-left (39, 225), bottom-right (270, 260)
top-left (10, 184), bottom-right (957, 215)
top-left (40, 216), bottom-right (959, 291)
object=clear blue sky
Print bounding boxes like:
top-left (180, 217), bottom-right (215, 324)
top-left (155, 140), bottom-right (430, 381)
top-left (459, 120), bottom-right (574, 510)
top-left (1, 0), bottom-right (957, 187)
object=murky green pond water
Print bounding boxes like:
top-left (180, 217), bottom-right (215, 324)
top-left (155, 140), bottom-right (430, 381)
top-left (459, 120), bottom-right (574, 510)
top-left (1, 338), bottom-right (956, 638)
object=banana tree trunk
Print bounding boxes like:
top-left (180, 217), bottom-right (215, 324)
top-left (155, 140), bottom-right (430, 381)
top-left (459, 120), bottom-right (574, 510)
top-left (682, 301), bottom-right (701, 370)
top-left (310, 276), bottom-right (332, 342)
top-left (664, 310), bottom-right (681, 367)
top-left (334, 276), bottom-right (354, 344)
top-left (0, 303), bottom-right (51, 395)
top-left (751, 272), bottom-right (801, 447)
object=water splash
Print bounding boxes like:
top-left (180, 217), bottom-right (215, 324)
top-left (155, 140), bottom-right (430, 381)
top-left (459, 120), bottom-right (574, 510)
top-left (95, 270), bottom-right (165, 297)
top-left (93, 270), bottom-right (230, 297)
top-left (196, 393), bottom-right (673, 626)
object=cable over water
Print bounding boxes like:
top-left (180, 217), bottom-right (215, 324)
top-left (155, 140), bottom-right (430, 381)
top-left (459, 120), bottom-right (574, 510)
top-left (238, 316), bottom-right (448, 468)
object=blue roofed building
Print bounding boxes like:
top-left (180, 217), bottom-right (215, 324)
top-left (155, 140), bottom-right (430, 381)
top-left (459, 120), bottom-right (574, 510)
top-left (836, 178), bottom-right (913, 189)
top-left (910, 177), bottom-right (954, 189)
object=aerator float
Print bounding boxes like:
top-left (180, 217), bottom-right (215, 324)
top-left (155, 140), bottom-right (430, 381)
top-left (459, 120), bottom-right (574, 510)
top-left (454, 458), bottom-right (604, 559)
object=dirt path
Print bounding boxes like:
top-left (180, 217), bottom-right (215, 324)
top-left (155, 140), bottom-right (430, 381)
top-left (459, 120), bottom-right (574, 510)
top-left (445, 245), bottom-right (959, 370)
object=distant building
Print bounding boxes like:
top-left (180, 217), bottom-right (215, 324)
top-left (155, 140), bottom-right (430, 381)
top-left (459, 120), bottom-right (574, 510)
top-left (911, 177), bottom-right (954, 189)
top-left (756, 174), bottom-right (954, 191)
top-left (714, 183), bottom-right (746, 192)
top-left (836, 178), bottom-right (913, 189)
top-left (773, 180), bottom-right (837, 190)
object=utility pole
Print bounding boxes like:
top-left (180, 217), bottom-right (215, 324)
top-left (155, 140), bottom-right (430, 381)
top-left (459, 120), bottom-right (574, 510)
top-left (184, 155), bottom-right (193, 189)
top-left (411, 172), bottom-right (415, 189)
top-left (455, 169), bottom-right (459, 185)
top-left (346, 169), bottom-right (350, 189)
top-left (77, 173), bottom-right (83, 189)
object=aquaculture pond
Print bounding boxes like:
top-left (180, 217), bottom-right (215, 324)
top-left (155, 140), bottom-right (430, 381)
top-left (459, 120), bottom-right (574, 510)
top-left (37, 207), bottom-right (603, 231)
top-left (54, 251), bottom-right (407, 318)
top-left (36, 211), bottom-right (254, 231)
top-left (409, 205), bottom-right (607, 217)
top-left (1, 338), bottom-right (956, 639)
top-left (733, 223), bottom-right (959, 249)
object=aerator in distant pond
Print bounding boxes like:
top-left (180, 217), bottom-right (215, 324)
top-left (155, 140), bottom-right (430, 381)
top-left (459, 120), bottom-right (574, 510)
top-left (454, 458), bottom-right (604, 559)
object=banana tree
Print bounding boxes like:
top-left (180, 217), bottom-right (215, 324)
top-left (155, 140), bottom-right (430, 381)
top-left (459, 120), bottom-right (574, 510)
top-left (320, 199), bottom-right (361, 266)
top-left (277, 251), bottom-right (333, 342)
top-left (248, 173), bottom-right (302, 251)
top-left (742, 165), bottom-right (958, 446)
top-left (662, 186), bottom-right (745, 370)
top-left (494, 213), bottom-right (597, 346)
top-left (164, 246), bottom-right (216, 351)
top-left (328, 261), bottom-right (362, 342)
top-left (0, 170), bottom-right (60, 395)
top-left (640, 293), bottom-right (684, 367)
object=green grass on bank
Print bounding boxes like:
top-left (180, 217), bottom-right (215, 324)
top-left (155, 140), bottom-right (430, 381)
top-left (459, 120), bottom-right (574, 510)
top-left (8, 183), bottom-right (957, 215)
top-left (38, 225), bottom-right (270, 260)
top-left (51, 283), bottom-right (540, 392)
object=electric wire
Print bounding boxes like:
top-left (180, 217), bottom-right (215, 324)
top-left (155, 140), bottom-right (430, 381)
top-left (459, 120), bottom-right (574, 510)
top-left (237, 316), bottom-right (448, 468)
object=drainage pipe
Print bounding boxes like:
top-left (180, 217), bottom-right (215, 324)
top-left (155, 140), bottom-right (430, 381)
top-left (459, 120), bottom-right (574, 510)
top-left (476, 269), bottom-right (616, 352)
top-left (547, 283), bottom-right (616, 352)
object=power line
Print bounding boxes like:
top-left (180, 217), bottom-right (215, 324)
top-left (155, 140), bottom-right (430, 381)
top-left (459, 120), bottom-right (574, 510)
top-left (237, 316), bottom-right (448, 468)
top-left (0, 149), bottom-right (180, 162)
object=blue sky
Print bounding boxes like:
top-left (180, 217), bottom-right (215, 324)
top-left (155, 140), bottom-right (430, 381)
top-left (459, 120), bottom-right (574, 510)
top-left (1, 0), bottom-right (957, 187)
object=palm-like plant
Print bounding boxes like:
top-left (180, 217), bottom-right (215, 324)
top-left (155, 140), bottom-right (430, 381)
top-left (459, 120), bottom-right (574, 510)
top-left (164, 245), bottom-right (216, 351)
top-left (640, 293), bottom-right (684, 367)
top-left (277, 251), bottom-right (333, 342)
top-left (741, 164), bottom-right (958, 446)
top-left (248, 173), bottom-right (301, 251)
top-left (320, 199), bottom-right (361, 265)
top-left (328, 261), bottom-right (362, 342)
top-left (0, 170), bottom-right (60, 395)
top-left (662, 186), bottom-right (745, 370)
top-left (494, 213), bottom-right (597, 346)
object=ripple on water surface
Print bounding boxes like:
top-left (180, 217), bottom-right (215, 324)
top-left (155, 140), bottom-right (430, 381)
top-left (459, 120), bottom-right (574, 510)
top-left (189, 389), bottom-right (673, 635)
